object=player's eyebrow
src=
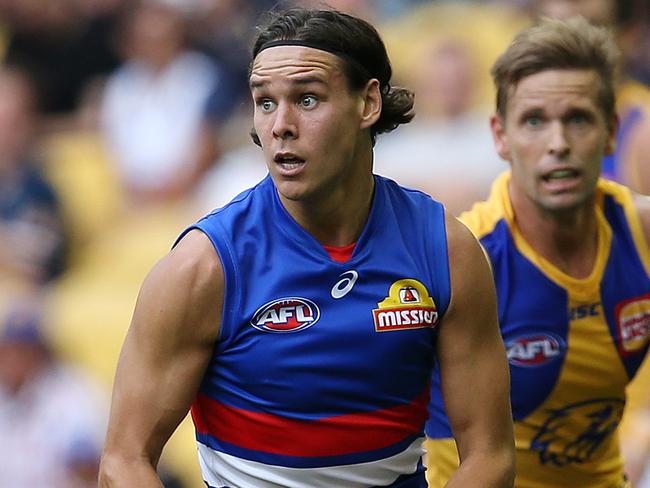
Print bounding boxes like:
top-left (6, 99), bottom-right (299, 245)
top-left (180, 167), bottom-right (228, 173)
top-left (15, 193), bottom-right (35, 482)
top-left (250, 75), bottom-right (328, 90)
top-left (517, 107), bottom-right (544, 120)
top-left (249, 78), bottom-right (266, 90)
top-left (564, 107), bottom-right (595, 119)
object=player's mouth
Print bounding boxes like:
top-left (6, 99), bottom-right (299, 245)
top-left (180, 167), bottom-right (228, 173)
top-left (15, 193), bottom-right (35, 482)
top-left (274, 153), bottom-right (306, 175)
top-left (541, 168), bottom-right (581, 191)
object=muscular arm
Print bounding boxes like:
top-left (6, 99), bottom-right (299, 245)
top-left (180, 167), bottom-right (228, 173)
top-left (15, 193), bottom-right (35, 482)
top-left (437, 213), bottom-right (515, 488)
top-left (99, 230), bottom-right (223, 486)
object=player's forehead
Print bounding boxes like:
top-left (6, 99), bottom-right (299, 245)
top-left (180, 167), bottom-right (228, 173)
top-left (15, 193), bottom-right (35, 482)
top-left (249, 45), bottom-right (345, 88)
top-left (508, 69), bottom-right (601, 114)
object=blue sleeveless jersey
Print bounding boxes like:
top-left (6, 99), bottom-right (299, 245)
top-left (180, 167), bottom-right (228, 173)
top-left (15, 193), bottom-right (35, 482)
top-left (176, 174), bottom-right (451, 488)
top-left (426, 172), bottom-right (650, 488)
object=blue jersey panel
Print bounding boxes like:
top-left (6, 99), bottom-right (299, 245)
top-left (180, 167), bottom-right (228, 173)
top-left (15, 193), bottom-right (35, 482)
top-left (601, 194), bottom-right (650, 378)
top-left (486, 220), bottom-right (569, 421)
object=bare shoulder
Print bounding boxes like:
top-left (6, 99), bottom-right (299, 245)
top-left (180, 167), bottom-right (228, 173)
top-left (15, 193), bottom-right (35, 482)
top-left (445, 211), bottom-right (486, 271)
top-left (166, 229), bottom-right (223, 285)
top-left (136, 229), bottom-right (224, 345)
top-left (443, 211), bottom-right (495, 314)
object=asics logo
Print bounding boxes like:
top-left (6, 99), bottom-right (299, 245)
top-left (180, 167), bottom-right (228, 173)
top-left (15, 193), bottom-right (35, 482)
top-left (331, 270), bottom-right (358, 299)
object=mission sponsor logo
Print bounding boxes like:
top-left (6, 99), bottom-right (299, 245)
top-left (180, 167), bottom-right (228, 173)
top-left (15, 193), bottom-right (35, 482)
top-left (372, 279), bottom-right (438, 332)
top-left (616, 294), bottom-right (650, 355)
top-left (506, 334), bottom-right (565, 367)
top-left (250, 297), bottom-right (320, 333)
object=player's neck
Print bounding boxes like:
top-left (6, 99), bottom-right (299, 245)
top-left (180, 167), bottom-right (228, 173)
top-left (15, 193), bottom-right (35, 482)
top-left (282, 172), bottom-right (375, 247)
top-left (512, 195), bottom-right (599, 279)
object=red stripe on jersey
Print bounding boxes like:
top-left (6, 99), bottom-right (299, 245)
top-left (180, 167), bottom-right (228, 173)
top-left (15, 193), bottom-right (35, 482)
top-left (191, 388), bottom-right (429, 457)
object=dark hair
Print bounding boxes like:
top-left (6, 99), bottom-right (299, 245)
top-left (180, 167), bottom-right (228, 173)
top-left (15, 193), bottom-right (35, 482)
top-left (249, 8), bottom-right (414, 146)
top-left (492, 16), bottom-right (620, 119)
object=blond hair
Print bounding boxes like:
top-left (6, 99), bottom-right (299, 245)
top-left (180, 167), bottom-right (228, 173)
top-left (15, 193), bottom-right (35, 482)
top-left (492, 16), bottom-right (620, 118)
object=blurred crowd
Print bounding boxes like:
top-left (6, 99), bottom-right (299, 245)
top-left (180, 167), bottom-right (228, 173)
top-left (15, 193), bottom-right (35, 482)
top-left (0, 0), bottom-right (649, 486)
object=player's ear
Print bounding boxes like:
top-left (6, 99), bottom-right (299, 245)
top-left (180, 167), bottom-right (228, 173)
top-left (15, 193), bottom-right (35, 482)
top-left (359, 78), bottom-right (381, 130)
top-left (604, 112), bottom-right (618, 156)
top-left (491, 113), bottom-right (512, 162)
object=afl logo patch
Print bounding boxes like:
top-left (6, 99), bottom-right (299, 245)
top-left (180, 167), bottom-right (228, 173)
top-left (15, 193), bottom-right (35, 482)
top-left (251, 297), bottom-right (320, 333)
top-left (506, 334), bottom-right (565, 367)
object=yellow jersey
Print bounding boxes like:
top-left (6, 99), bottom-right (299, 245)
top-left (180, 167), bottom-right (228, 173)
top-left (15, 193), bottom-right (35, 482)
top-left (426, 172), bottom-right (650, 488)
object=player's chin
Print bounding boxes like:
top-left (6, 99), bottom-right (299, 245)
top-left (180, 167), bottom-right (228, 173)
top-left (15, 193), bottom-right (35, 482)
top-left (541, 192), bottom-right (590, 212)
top-left (274, 179), bottom-right (313, 202)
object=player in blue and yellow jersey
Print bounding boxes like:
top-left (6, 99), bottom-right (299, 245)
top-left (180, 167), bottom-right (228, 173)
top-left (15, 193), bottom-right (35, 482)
top-left (99, 7), bottom-right (515, 488)
top-left (426, 16), bottom-right (650, 488)
top-left (530, 0), bottom-right (650, 196)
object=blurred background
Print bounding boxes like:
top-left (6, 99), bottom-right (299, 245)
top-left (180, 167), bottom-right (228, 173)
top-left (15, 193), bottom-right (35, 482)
top-left (0, 0), bottom-right (649, 486)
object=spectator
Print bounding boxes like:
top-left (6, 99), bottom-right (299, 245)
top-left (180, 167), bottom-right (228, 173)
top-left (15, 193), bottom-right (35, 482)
top-left (0, 302), bottom-right (107, 488)
top-left (0, 66), bottom-right (67, 291)
top-left (186, 0), bottom-right (272, 114)
top-left (100, 0), bottom-right (224, 204)
top-left (375, 37), bottom-right (505, 215)
top-left (0, 0), bottom-right (124, 129)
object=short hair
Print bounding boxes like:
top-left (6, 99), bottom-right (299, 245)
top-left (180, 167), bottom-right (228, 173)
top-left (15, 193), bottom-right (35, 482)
top-left (249, 8), bottom-right (414, 146)
top-left (491, 16), bottom-right (621, 119)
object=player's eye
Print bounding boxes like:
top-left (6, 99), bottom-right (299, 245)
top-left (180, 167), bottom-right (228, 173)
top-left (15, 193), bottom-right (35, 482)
top-left (525, 116), bottom-right (542, 127)
top-left (300, 95), bottom-right (318, 109)
top-left (569, 113), bottom-right (588, 124)
top-left (257, 99), bottom-right (276, 112)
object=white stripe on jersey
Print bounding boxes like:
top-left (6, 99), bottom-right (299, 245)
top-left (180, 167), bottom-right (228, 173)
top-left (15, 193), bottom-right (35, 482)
top-left (197, 437), bottom-right (425, 488)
